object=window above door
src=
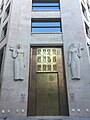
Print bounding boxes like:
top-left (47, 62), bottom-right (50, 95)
top-left (31, 18), bottom-right (62, 33)
top-left (32, 0), bottom-right (60, 11)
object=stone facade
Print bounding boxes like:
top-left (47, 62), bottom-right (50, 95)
top-left (0, 0), bottom-right (90, 118)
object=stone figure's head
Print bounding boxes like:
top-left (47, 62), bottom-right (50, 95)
top-left (70, 43), bottom-right (75, 49)
top-left (17, 44), bottom-right (21, 49)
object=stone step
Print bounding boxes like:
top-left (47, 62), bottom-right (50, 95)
top-left (0, 116), bottom-right (90, 120)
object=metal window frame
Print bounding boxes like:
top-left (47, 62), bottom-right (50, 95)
top-left (31, 18), bottom-right (62, 32)
top-left (32, 0), bottom-right (60, 10)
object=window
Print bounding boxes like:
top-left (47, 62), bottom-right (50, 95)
top-left (0, 3), bottom-right (4, 14)
top-left (85, 22), bottom-right (90, 38)
top-left (81, 3), bottom-right (88, 20)
top-left (4, 4), bottom-right (10, 20)
top-left (0, 18), bottom-right (1, 24)
top-left (6, 0), bottom-right (10, 5)
top-left (0, 48), bottom-right (4, 74)
top-left (87, 1), bottom-right (90, 12)
top-left (31, 18), bottom-right (62, 33)
top-left (87, 44), bottom-right (90, 62)
top-left (32, 0), bottom-right (60, 10)
top-left (82, 0), bottom-right (85, 4)
top-left (0, 18), bottom-right (1, 29)
top-left (1, 23), bottom-right (8, 39)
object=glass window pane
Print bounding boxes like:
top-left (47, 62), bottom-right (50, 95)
top-left (32, 19), bottom-right (62, 33)
top-left (33, 3), bottom-right (59, 7)
top-left (32, 2), bottom-right (60, 10)
top-left (32, 28), bottom-right (61, 32)
top-left (32, 22), bottom-right (60, 27)
top-left (32, 7), bottom-right (59, 10)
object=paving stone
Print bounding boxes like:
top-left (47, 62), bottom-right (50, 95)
top-left (1, 117), bottom-right (90, 120)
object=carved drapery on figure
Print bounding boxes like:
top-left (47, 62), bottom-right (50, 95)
top-left (68, 43), bottom-right (84, 80)
top-left (9, 44), bottom-right (25, 81)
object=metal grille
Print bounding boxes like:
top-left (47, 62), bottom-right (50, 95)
top-left (36, 48), bottom-right (62, 72)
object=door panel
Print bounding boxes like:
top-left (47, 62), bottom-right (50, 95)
top-left (36, 73), bottom-right (59, 115)
top-left (36, 73), bottom-right (48, 115)
top-left (28, 47), bottom-right (69, 116)
top-left (47, 74), bottom-right (59, 115)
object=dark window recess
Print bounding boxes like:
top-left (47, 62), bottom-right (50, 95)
top-left (0, 18), bottom-right (1, 24)
top-left (85, 23), bottom-right (90, 38)
top-left (31, 18), bottom-right (62, 33)
top-left (88, 45), bottom-right (90, 57)
top-left (87, 2), bottom-right (90, 12)
top-left (0, 3), bottom-right (4, 14)
top-left (4, 4), bottom-right (10, 20)
top-left (0, 48), bottom-right (4, 74)
top-left (6, 0), bottom-right (10, 5)
top-left (82, 0), bottom-right (85, 4)
top-left (32, 0), bottom-right (60, 10)
top-left (87, 44), bottom-right (90, 62)
top-left (1, 4), bottom-right (4, 11)
top-left (81, 3), bottom-right (88, 20)
top-left (1, 23), bottom-right (8, 39)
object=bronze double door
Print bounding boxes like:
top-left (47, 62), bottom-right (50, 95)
top-left (28, 47), bottom-right (69, 116)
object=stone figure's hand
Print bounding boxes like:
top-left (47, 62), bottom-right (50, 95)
top-left (79, 44), bottom-right (84, 50)
top-left (68, 63), bottom-right (71, 67)
top-left (68, 61), bottom-right (71, 66)
top-left (9, 45), bottom-right (13, 51)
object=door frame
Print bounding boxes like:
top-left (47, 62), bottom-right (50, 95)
top-left (27, 46), bottom-right (69, 116)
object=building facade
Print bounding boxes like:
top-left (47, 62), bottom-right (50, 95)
top-left (0, 0), bottom-right (90, 118)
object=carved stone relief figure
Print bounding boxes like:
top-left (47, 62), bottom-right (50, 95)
top-left (68, 43), bottom-right (84, 80)
top-left (9, 44), bottom-right (25, 81)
